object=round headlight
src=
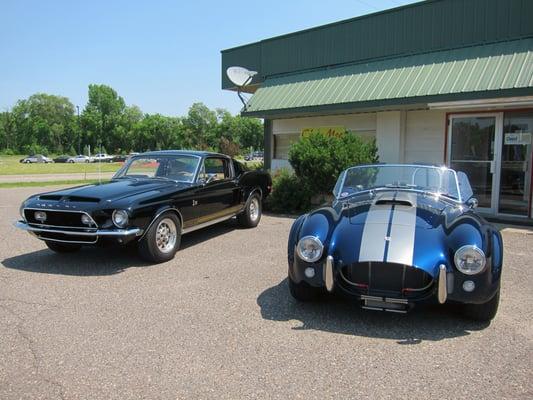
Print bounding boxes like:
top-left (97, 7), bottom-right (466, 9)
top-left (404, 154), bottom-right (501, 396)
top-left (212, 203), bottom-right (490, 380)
top-left (296, 236), bottom-right (324, 263)
top-left (454, 245), bottom-right (486, 275)
top-left (112, 210), bottom-right (129, 228)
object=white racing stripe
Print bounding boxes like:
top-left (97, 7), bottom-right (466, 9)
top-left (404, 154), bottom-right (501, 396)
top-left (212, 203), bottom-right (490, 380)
top-left (359, 205), bottom-right (391, 262)
top-left (386, 192), bottom-right (417, 265)
top-left (358, 192), bottom-right (418, 264)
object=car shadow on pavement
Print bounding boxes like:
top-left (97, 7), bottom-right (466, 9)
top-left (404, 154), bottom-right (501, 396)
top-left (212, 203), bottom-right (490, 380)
top-left (1, 246), bottom-right (149, 276)
top-left (257, 279), bottom-right (490, 343)
top-left (1, 220), bottom-right (241, 276)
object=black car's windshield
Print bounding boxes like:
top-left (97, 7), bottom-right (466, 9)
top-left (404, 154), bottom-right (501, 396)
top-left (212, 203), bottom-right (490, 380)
top-left (114, 155), bottom-right (200, 183)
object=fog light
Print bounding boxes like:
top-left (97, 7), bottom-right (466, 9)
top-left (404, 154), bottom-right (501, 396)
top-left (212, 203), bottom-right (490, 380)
top-left (304, 267), bottom-right (315, 278)
top-left (463, 280), bottom-right (475, 292)
top-left (81, 214), bottom-right (92, 225)
top-left (34, 211), bottom-right (47, 222)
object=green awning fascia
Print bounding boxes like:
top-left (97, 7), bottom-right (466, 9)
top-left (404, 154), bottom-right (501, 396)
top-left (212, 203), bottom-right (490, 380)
top-left (243, 38), bottom-right (533, 117)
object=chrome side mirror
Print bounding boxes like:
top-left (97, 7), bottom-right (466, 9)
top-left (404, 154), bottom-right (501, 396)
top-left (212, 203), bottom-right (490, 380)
top-left (206, 174), bottom-right (217, 184)
top-left (466, 197), bottom-right (478, 209)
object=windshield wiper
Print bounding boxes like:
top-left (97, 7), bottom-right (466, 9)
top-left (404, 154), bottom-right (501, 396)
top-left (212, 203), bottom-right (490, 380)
top-left (150, 176), bottom-right (177, 182)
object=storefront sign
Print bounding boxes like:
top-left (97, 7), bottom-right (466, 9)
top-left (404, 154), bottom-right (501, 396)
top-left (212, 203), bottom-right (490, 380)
top-left (504, 132), bottom-right (531, 145)
top-left (301, 126), bottom-right (346, 138)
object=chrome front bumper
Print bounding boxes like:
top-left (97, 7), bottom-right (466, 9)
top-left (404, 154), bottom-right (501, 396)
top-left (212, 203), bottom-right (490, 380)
top-left (14, 220), bottom-right (142, 241)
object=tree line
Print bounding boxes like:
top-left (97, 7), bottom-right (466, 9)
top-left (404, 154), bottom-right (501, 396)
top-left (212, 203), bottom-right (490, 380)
top-left (0, 84), bottom-right (263, 156)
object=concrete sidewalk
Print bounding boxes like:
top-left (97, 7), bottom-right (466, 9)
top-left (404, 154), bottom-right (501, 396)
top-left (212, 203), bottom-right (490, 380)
top-left (0, 172), bottom-right (115, 183)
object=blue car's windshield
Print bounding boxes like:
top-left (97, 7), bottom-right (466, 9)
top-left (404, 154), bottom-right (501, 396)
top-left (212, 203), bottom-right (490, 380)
top-left (114, 155), bottom-right (200, 183)
top-left (334, 165), bottom-right (463, 201)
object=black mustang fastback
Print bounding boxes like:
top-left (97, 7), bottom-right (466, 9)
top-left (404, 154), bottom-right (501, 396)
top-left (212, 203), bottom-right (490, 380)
top-left (288, 164), bottom-right (503, 321)
top-left (16, 150), bottom-right (271, 262)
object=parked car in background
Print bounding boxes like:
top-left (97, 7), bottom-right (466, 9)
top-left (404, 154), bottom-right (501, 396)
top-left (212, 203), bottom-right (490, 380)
top-left (92, 153), bottom-right (114, 163)
top-left (253, 151), bottom-right (264, 160)
top-left (15, 150), bottom-right (272, 263)
top-left (287, 164), bottom-right (503, 322)
top-left (112, 154), bottom-right (128, 163)
top-left (19, 154), bottom-right (53, 163)
top-left (67, 155), bottom-right (93, 163)
top-left (53, 155), bottom-right (72, 163)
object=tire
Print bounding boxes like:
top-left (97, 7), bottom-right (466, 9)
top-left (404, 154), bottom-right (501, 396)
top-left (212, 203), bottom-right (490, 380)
top-left (45, 241), bottom-right (82, 253)
top-left (85, 160), bottom-right (90, 163)
top-left (462, 286), bottom-right (500, 322)
top-left (237, 192), bottom-right (262, 228)
top-left (68, 160), bottom-right (74, 163)
top-left (288, 275), bottom-right (322, 302)
top-left (138, 212), bottom-right (181, 263)
top-left (24, 160), bottom-right (30, 164)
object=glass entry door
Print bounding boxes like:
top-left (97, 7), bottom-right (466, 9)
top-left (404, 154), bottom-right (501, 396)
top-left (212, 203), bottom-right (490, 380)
top-left (448, 115), bottom-right (500, 212)
top-left (499, 112), bottom-right (533, 216)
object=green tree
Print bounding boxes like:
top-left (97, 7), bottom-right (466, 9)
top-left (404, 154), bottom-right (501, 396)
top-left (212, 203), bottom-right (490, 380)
top-left (81, 84), bottom-right (126, 152)
top-left (132, 114), bottom-right (182, 151)
top-left (10, 93), bottom-right (76, 154)
top-left (181, 103), bottom-right (218, 149)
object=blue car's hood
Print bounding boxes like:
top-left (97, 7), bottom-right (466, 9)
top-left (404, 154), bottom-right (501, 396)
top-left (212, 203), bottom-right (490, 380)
top-left (301, 190), bottom-right (484, 279)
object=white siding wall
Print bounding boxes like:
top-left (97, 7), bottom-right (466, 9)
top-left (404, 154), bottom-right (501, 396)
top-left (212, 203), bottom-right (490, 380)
top-left (271, 113), bottom-right (377, 170)
top-left (404, 110), bottom-right (446, 164)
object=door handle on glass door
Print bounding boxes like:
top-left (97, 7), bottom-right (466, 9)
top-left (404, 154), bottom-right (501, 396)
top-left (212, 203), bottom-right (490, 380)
top-left (490, 161), bottom-right (495, 174)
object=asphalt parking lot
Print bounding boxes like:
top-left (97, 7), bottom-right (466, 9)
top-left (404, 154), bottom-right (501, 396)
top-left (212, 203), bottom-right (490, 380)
top-left (1, 187), bottom-right (532, 400)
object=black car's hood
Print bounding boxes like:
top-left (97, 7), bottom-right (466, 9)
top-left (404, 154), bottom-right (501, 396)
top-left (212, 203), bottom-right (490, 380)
top-left (37, 179), bottom-right (190, 204)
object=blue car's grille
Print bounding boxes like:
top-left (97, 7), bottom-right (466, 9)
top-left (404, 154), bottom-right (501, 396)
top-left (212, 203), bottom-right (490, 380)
top-left (340, 262), bottom-right (434, 298)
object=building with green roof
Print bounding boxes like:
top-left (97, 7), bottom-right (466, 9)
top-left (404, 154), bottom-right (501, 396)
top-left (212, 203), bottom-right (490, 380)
top-left (221, 0), bottom-right (533, 218)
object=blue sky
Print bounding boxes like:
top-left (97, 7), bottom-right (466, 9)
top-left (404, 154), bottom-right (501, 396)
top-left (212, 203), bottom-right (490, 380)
top-left (0, 0), bottom-right (420, 116)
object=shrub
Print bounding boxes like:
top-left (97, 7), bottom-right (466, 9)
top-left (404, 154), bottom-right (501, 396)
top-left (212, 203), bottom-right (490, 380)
top-left (288, 132), bottom-right (378, 194)
top-left (265, 169), bottom-right (312, 213)
top-left (0, 148), bottom-right (16, 156)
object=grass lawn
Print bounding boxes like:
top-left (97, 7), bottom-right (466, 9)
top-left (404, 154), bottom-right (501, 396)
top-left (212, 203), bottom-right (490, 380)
top-left (0, 155), bottom-right (122, 175)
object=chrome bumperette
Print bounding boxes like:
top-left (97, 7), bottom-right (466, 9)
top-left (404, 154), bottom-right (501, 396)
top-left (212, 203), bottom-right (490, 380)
top-left (14, 221), bottom-right (142, 238)
top-left (438, 264), bottom-right (447, 304)
top-left (325, 255), bottom-right (334, 292)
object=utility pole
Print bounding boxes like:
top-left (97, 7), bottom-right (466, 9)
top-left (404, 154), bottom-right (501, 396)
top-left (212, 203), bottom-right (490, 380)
top-left (76, 105), bottom-right (81, 154)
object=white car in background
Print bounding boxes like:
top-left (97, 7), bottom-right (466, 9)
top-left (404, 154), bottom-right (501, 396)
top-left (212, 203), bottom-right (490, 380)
top-left (92, 153), bottom-right (114, 163)
top-left (67, 155), bottom-right (93, 163)
top-left (19, 154), bottom-right (54, 163)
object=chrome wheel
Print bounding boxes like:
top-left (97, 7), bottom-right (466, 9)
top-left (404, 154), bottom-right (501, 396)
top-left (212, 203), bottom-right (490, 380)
top-left (155, 218), bottom-right (177, 253)
top-left (249, 197), bottom-right (260, 222)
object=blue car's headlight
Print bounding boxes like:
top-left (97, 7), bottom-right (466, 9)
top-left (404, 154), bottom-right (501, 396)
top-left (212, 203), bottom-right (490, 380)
top-left (454, 245), bottom-right (486, 275)
top-left (296, 236), bottom-right (324, 263)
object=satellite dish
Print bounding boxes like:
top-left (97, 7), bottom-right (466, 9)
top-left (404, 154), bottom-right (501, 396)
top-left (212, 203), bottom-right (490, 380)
top-left (226, 66), bottom-right (257, 87)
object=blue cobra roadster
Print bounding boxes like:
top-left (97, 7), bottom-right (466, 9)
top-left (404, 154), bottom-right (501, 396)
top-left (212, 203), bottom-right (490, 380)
top-left (287, 164), bottom-right (503, 321)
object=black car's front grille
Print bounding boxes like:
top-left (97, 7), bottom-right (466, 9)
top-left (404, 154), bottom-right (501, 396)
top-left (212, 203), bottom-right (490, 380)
top-left (340, 262), bottom-right (434, 298)
top-left (24, 208), bottom-right (97, 229)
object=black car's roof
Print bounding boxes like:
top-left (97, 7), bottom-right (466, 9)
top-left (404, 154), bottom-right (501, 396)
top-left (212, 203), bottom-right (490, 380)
top-left (139, 150), bottom-right (229, 159)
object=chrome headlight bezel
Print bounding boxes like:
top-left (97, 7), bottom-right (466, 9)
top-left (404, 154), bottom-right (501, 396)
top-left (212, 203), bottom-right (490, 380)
top-left (454, 245), bottom-right (486, 275)
top-left (112, 209), bottom-right (129, 228)
top-left (296, 236), bottom-right (324, 263)
top-left (19, 202), bottom-right (27, 221)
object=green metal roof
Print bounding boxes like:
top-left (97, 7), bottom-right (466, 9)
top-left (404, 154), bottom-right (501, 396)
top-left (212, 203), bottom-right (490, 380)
top-left (243, 38), bottom-right (533, 116)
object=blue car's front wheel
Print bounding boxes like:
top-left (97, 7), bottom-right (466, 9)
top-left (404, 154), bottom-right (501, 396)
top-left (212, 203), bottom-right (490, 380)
top-left (288, 274), bottom-right (322, 302)
top-left (462, 285), bottom-right (500, 322)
